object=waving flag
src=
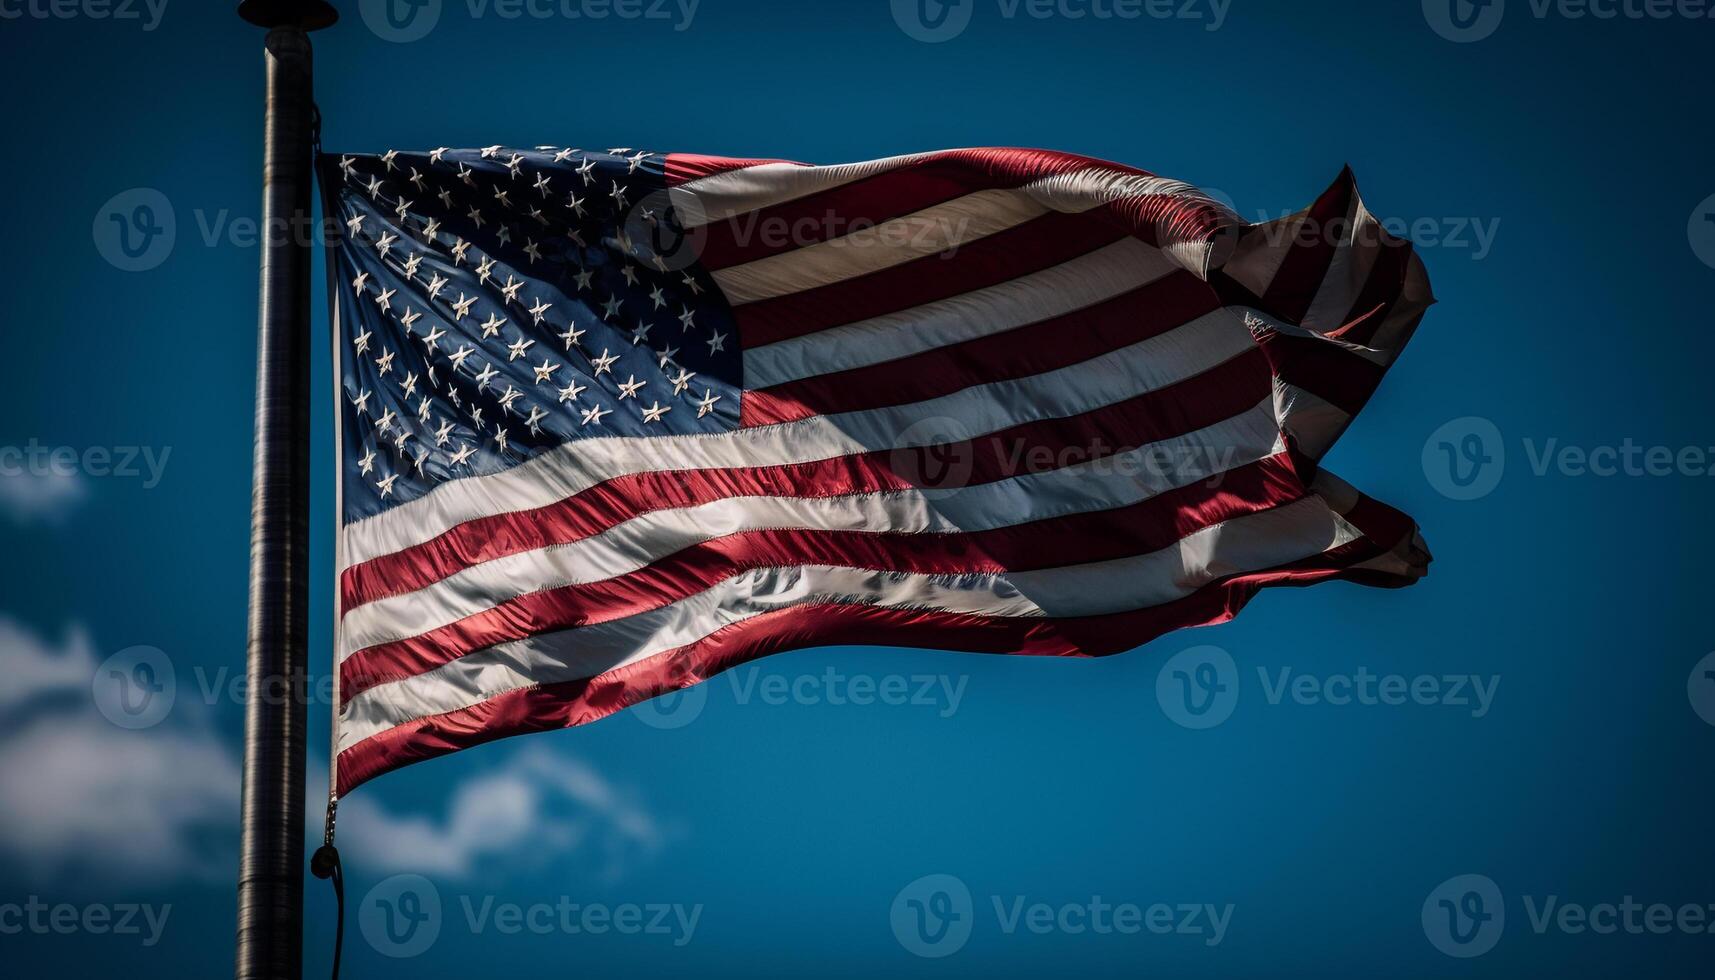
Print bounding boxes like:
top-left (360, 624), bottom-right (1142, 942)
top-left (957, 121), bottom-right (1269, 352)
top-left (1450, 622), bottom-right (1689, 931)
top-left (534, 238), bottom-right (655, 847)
top-left (323, 145), bottom-right (1434, 795)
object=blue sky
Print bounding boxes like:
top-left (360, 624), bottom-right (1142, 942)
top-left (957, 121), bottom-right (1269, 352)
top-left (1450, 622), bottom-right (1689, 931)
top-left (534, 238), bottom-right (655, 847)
top-left (1, 1), bottom-right (1712, 976)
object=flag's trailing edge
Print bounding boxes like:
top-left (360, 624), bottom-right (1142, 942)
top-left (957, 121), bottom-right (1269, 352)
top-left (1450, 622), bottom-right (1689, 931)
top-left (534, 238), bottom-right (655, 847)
top-left (320, 146), bottom-right (1434, 798)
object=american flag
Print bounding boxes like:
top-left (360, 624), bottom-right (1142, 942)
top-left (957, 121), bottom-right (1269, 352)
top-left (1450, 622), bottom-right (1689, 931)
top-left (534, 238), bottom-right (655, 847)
top-left (324, 145), bottom-right (1434, 796)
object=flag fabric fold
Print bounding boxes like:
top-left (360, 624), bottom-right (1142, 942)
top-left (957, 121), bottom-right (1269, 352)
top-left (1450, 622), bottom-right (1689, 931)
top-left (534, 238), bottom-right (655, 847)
top-left (322, 145), bottom-right (1433, 796)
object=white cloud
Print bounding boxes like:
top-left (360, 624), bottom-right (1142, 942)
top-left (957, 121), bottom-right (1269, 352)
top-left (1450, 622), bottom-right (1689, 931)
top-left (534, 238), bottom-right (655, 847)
top-left (0, 470), bottom-right (88, 525)
top-left (0, 616), bottom-right (239, 883)
top-left (325, 744), bottom-right (675, 882)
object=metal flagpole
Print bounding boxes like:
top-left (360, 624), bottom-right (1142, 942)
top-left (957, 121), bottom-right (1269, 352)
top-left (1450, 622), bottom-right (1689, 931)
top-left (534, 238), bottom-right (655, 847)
top-left (234, 2), bottom-right (338, 978)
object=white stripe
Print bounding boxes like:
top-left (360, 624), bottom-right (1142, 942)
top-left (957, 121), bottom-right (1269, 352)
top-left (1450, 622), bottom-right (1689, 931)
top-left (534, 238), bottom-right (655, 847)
top-left (1301, 199), bottom-right (1378, 334)
top-left (340, 305), bottom-right (1258, 569)
top-left (339, 402), bottom-right (1288, 657)
top-left (712, 188), bottom-right (1050, 305)
top-left (671, 152), bottom-right (940, 229)
top-left (744, 237), bottom-right (1182, 388)
top-left (338, 496), bottom-right (1361, 749)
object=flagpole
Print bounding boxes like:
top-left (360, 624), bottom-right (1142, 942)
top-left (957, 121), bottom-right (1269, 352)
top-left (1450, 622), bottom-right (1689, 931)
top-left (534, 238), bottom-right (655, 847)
top-left (234, 3), bottom-right (337, 979)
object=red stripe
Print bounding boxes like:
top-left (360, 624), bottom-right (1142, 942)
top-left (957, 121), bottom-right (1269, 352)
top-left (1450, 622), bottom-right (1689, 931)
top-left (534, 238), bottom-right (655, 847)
top-left (1257, 167), bottom-right (1358, 326)
top-left (742, 269), bottom-right (1218, 426)
top-left (341, 454), bottom-right (1306, 700)
top-left (696, 154), bottom-right (1096, 272)
top-left (662, 153), bottom-right (790, 185)
top-left (734, 208), bottom-right (1128, 348)
top-left (339, 346), bottom-right (1273, 611)
top-left (335, 536), bottom-right (1390, 796)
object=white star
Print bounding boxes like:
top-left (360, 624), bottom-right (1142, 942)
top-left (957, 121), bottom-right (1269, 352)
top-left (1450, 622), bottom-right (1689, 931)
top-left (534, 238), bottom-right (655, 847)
top-left (706, 330), bottom-right (728, 354)
top-left (399, 308), bottom-right (422, 331)
top-left (375, 232), bottom-right (398, 257)
top-left (507, 336), bottom-right (536, 361)
top-left (681, 274), bottom-right (703, 295)
top-left (500, 276), bottom-right (525, 304)
top-left (408, 168), bottom-right (427, 191)
top-left (493, 187), bottom-right (512, 209)
top-left (524, 405), bottom-right (548, 434)
top-left (353, 330), bottom-right (373, 354)
top-left (448, 345), bottom-right (477, 370)
top-left (393, 429), bottom-right (412, 453)
top-left (474, 363), bottom-right (499, 389)
top-left (616, 375), bottom-right (646, 400)
top-left (381, 149), bottom-right (399, 171)
top-left (481, 145), bottom-right (502, 159)
top-left (466, 206), bottom-right (484, 228)
top-left (558, 323), bottom-right (586, 350)
top-left (533, 358), bottom-right (560, 384)
top-left (629, 321), bottom-right (652, 346)
top-left (449, 443), bottom-right (477, 467)
top-left (346, 213), bottom-right (365, 236)
top-left (375, 348), bottom-right (396, 375)
top-left (527, 298), bottom-right (552, 324)
top-left (421, 326), bottom-right (447, 351)
top-left (476, 257), bottom-right (497, 284)
top-left (350, 389), bottom-right (373, 415)
top-left (628, 151), bottom-right (649, 174)
top-left (433, 419), bottom-right (455, 446)
top-left (374, 287), bottom-right (397, 312)
top-left (695, 389), bottom-right (722, 419)
top-left (565, 193), bottom-right (586, 218)
top-left (580, 403), bottom-right (612, 426)
top-left (576, 158), bottom-right (597, 185)
top-left (479, 313), bottom-right (507, 339)
top-left (602, 296), bottom-right (623, 321)
top-left (413, 449), bottom-right (430, 475)
top-left (401, 371), bottom-right (419, 398)
top-left (524, 240), bottom-right (542, 264)
top-left (393, 198), bottom-right (413, 223)
top-left (358, 447), bottom-right (377, 474)
top-left (609, 181), bottom-right (629, 208)
top-left (495, 225), bottom-right (513, 245)
top-left (648, 286), bottom-right (666, 310)
top-left (339, 155), bottom-right (357, 178)
top-left (376, 472), bottom-right (399, 498)
top-left (533, 172), bottom-right (553, 197)
top-left (669, 368), bottom-right (696, 395)
top-left (557, 379), bottom-right (588, 403)
top-left (506, 153), bottom-right (525, 179)
top-left (574, 269), bottom-right (595, 291)
top-left (364, 176), bottom-right (384, 200)
top-left (430, 147), bottom-right (449, 164)
top-left (375, 407), bottom-right (397, 433)
top-left (351, 271), bottom-right (370, 294)
top-left (655, 344), bottom-right (679, 368)
top-left (590, 348), bottom-right (619, 376)
top-left (497, 385), bottom-right (525, 413)
top-left (621, 265), bottom-right (640, 286)
top-left (425, 274), bottom-right (449, 299)
top-left (437, 187), bottom-right (454, 209)
top-left (678, 307), bottom-right (696, 331)
top-left (641, 401), bottom-right (670, 424)
top-left (450, 239), bottom-right (472, 264)
top-left (450, 293), bottom-right (477, 320)
top-left (421, 218), bottom-right (441, 241)
top-left (553, 148), bottom-right (576, 164)
top-left (492, 425), bottom-right (510, 452)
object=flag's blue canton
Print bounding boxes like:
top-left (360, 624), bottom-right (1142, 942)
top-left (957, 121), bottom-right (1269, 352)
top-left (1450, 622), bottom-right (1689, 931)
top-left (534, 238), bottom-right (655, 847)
top-left (325, 146), bottom-right (742, 522)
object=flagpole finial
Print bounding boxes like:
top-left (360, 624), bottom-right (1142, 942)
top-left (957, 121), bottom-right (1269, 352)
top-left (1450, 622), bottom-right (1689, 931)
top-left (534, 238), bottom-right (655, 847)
top-left (238, 0), bottom-right (338, 29)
